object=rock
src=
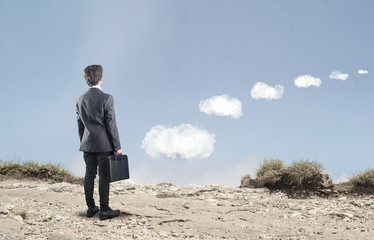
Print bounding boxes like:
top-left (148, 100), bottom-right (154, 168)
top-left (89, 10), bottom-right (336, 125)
top-left (240, 177), bottom-right (258, 188)
top-left (290, 212), bottom-right (302, 218)
top-left (343, 213), bottom-right (354, 218)
top-left (5, 205), bottom-right (15, 210)
top-left (0, 209), bottom-right (9, 215)
top-left (320, 173), bottom-right (333, 189)
top-left (13, 215), bottom-right (23, 222)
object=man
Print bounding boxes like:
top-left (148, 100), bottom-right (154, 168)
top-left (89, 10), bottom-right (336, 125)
top-left (76, 65), bottom-right (122, 220)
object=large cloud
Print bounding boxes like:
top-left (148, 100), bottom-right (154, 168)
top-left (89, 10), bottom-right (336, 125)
top-left (141, 124), bottom-right (215, 159)
top-left (199, 95), bottom-right (242, 119)
top-left (294, 75), bottom-right (322, 88)
top-left (250, 82), bottom-right (284, 100)
top-left (329, 71), bottom-right (349, 80)
top-left (358, 69), bottom-right (368, 75)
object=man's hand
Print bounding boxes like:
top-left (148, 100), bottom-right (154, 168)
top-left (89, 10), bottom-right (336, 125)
top-left (115, 149), bottom-right (123, 155)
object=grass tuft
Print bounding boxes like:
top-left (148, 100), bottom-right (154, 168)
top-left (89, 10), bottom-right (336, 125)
top-left (18, 211), bottom-right (27, 219)
top-left (0, 159), bottom-right (83, 185)
top-left (0, 162), bottom-right (22, 174)
top-left (256, 158), bottom-right (286, 188)
top-left (156, 192), bottom-right (180, 198)
top-left (331, 213), bottom-right (350, 219)
top-left (349, 169), bottom-right (374, 194)
top-left (242, 173), bottom-right (251, 180)
top-left (246, 158), bottom-right (330, 191)
top-left (284, 160), bottom-right (324, 189)
top-left (240, 174), bottom-right (253, 188)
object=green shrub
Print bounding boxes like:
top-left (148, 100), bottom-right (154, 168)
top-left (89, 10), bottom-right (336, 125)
top-left (256, 158), bottom-right (286, 188)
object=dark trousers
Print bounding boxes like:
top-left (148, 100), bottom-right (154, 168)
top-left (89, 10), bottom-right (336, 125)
top-left (83, 152), bottom-right (112, 211)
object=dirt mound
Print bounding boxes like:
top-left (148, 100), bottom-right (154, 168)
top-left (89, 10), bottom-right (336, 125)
top-left (274, 172), bottom-right (333, 191)
top-left (0, 162), bottom-right (83, 185)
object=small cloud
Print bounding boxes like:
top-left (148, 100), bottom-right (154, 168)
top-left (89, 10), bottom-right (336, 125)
top-left (141, 124), bottom-right (215, 159)
top-left (329, 71), bottom-right (349, 80)
top-left (199, 95), bottom-right (242, 119)
top-left (334, 174), bottom-right (352, 184)
top-left (358, 69), bottom-right (368, 75)
top-left (294, 75), bottom-right (322, 88)
top-left (251, 82), bottom-right (284, 100)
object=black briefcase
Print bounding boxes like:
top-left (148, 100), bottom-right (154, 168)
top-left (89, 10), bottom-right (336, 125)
top-left (107, 154), bottom-right (130, 183)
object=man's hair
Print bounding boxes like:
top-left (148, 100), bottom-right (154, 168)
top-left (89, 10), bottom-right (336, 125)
top-left (83, 65), bottom-right (103, 87)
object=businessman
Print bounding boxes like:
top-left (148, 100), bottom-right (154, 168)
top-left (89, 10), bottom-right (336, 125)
top-left (76, 65), bottom-right (122, 220)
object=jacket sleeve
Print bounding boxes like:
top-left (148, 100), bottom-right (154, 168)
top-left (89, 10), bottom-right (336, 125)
top-left (104, 95), bottom-right (122, 151)
top-left (76, 102), bottom-right (84, 142)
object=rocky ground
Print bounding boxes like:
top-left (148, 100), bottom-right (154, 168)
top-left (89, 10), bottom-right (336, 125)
top-left (0, 179), bottom-right (373, 240)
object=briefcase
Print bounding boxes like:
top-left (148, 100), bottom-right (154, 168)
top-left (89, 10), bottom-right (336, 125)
top-left (107, 154), bottom-right (130, 183)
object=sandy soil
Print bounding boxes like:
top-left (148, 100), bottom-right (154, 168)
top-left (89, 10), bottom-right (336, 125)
top-left (0, 179), bottom-right (373, 240)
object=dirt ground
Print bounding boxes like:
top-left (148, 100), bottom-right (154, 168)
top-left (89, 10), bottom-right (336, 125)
top-left (0, 178), bottom-right (373, 240)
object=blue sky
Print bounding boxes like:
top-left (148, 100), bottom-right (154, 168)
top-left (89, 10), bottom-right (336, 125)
top-left (1, 0), bottom-right (373, 186)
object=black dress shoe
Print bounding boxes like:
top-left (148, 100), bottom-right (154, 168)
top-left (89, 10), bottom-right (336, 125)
top-left (86, 206), bottom-right (99, 217)
top-left (99, 208), bottom-right (120, 220)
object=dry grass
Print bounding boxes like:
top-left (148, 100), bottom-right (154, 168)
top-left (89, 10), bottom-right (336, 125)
top-left (255, 158), bottom-right (286, 188)
top-left (349, 169), bottom-right (374, 194)
top-left (18, 211), bottom-right (27, 220)
top-left (241, 173), bottom-right (251, 180)
top-left (0, 159), bottom-right (83, 185)
top-left (156, 192), bottom-right (180, 198)
top-left (283, 160), bottom-right (324, 189)
top-left (246, 159), bottom-right (328, 191)
top-left (240, 174), bottom-right (254, 188)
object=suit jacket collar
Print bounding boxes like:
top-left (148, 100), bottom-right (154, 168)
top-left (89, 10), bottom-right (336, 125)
top-left (90, 85), bottom-right (102, 90)
top-left (88, 87), bottom-right (102, 92)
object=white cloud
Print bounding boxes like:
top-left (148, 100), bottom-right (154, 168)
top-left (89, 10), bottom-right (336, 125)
top-left (250, 82), bottom-right (284, 100)
top-left (199, 95), bottom-right (242, 119)
top-left (141, 124), bottom-right (215, 159)
top-left (329, 71), bottom-right (349, 80)
top-left (358, 69), bottom-right (368, 75)
top-left (334, 174), bottom-right (352, 184)
top-left (294, 75), bottom-right (322, 88)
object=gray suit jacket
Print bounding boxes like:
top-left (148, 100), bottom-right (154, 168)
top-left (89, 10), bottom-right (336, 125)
top-left (76, 88), bottom-right (121, 152)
